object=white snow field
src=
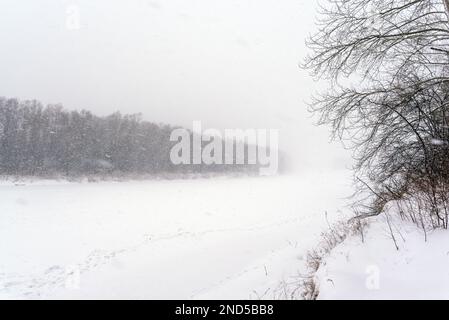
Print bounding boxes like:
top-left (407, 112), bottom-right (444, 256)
top-left (0, 170), bottom-right (352, 300)
top-left (316, 215), bottom-right (449, 300)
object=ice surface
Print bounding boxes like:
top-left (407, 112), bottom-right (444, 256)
top-left (0, 170), bottom-right (352, 299)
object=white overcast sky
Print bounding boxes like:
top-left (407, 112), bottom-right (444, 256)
top-left (0, 0), bottom-right (351, 171)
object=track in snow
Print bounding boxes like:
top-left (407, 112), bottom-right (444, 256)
top-left (0, 171), bottom-right (352, 299)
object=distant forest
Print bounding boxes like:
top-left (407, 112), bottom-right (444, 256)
top-left (0, 97), bottom-right (259, 177)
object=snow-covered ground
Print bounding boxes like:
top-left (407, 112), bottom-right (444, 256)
top-left (0, 170), bottom-right (352, 299)
top-left (316, 215), bottom-right (449, 300)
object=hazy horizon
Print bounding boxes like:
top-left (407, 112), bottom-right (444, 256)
top-left (0, 0), bottom-right (351, 172)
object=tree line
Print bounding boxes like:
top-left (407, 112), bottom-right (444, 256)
top-left (0, 97), bottom-right (259, 177)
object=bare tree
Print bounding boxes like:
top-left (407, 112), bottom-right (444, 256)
top-left (304, 0), bottom-right (449, 227)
